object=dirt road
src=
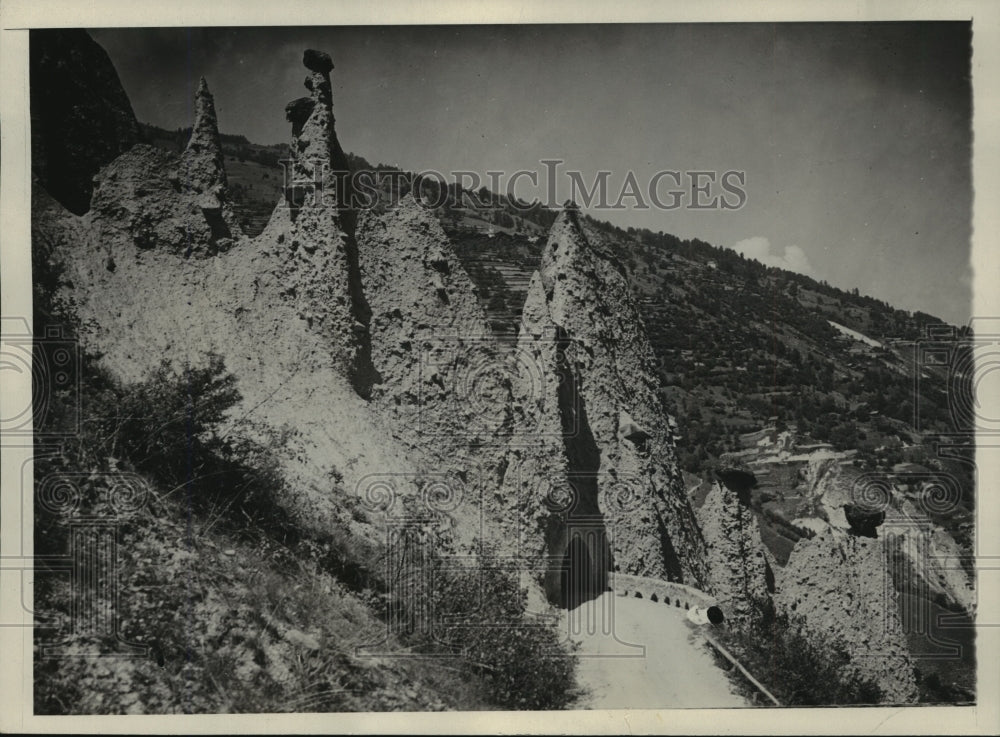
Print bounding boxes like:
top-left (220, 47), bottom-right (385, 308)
top-left (566, 592), bottom-right (748, 709)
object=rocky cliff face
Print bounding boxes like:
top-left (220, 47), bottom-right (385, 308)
top-left (357, 194), bottom-right (508, 453)
top-left (30, 29), bottom-right (143, 214)
top-left (776, 526), bottom-right (919, 703)
top-left (502, 270), bottom-right (598, 603)
top-left (697, 469), bottom-right (774, 630)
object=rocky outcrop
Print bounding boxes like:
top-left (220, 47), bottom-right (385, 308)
top-left (256, 50), bottom-right (367, 385)
top-left (356, 194), bottom-right (513, 537)
top-left (283, 49), bottom-right (352, 220)
top-left (182, 77), bottom-right (243, 245)
top-left (88, 78), bottom-right (243, 260)
top-left (30, 29), bottom-right (143, 214)
top-left (503, 272), bottom-right (597, 604)
top-left (357, 194), bottom-right (506, 442)
top-left (508, 207), bottom-right (708, 600)
top-left (36, 47), bottom-right (421, 556)
top-left (804, 459), bottom-right (975, 613)
top-left (697, 469), bottom-right (773, 630)
top-left (89, 143), bottom-right (233, 260)
top-left (776, 528), bottom-right (919, 703)
top-left (181, 79), bottom-right (235, 204)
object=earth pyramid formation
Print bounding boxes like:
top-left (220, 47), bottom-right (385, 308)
top-left (504, 208), bottom-right (710, 601)
top-left (32, 39), bottom-right (931, 704)
top-left (36, 46), bottom-right (713, 606)
top-left (696, 466), bottom-right (774, 632)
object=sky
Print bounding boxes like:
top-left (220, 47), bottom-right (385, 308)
top-left (89, 23), bottom-right (972, 325)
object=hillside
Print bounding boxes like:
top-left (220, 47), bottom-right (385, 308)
top-left (171, 140), bottom-right (976, 700)
top-left (28, 30), bottom-right (976, 713)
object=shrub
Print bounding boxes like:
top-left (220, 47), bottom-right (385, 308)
top-left (34, 348), bottom-right (305, 547)
top-left (409, 543), bottom-right (579, 710)
top-left (715, 602), bottom-right (885, 706)
top-left (107, 355), bottom-right (241, 487)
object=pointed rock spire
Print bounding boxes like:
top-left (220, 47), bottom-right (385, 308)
top-left (514, 211), bottom-right (710, 592)
top-left (355, 192), bottom-right (506, 465)
top-left (284, 49), bottom-right (352, 214)
top-left (258, 50), bottom-right (363, 384)
top-left (175, 76), bottom-right (242, 250)
top-left (696, 478), bottom-right (773, 631)
top-left (181, 76), bottom-right (228, 195)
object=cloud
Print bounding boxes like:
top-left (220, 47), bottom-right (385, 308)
top-left (732, 236), bottom-right (814, 276)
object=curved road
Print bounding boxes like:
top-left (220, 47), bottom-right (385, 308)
top-left (567, 592), bottom-right (748, 709)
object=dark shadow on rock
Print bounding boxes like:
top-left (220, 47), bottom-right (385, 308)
top-left (344, 233), bottom-right (382, 400)
top-left (656, 515), bottom-right (686, 583)
top-left (546, 327), bottom-right (611, 608)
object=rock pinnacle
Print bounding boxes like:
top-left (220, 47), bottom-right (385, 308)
top-left (181, 76), bottom-right (228, 195)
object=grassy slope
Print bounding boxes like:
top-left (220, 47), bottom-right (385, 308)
top-left (35, 485), bottom-right (480, 714)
